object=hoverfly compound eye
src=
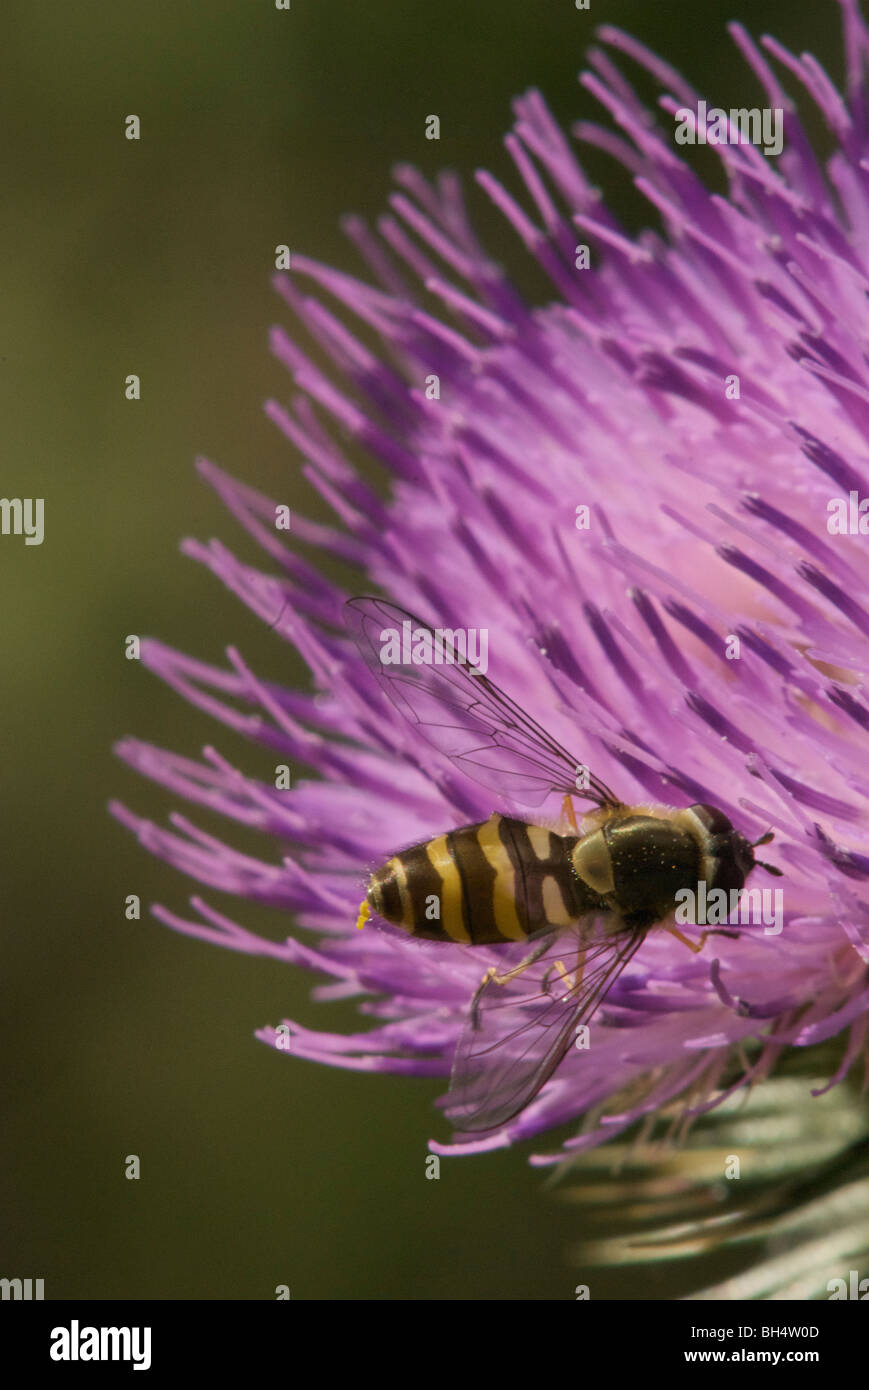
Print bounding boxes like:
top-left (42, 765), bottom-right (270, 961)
top-left (687, 803), bottom-right (734, 837)
top-left (680, 803), bottom-right (752, 896)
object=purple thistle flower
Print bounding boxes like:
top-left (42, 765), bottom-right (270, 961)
top-left (112, 3), bottom-right (869, 1165)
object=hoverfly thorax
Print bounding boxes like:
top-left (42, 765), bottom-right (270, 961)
top-left (571, 811), bottom-right (707, 931)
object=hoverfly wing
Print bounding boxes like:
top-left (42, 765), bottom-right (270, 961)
top-left (445, 925), bottom-right (647, 1133)
top-left (345, 597), bottom-right (619, 809)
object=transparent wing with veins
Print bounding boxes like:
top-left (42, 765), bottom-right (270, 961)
top-left (344, 597), bottom-right (619, 809)
top-left (445, 924), bottom-right (647, 1133)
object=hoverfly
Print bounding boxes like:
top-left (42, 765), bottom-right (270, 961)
top-left (346, 597), bottom-right (778, 1133)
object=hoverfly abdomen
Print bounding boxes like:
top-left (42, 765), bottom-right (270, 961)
top-left (365, 813), bottom-right (598, 945)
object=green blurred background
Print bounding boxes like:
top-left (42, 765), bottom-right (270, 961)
top-left (1, 0), bottom-right (841, 1299)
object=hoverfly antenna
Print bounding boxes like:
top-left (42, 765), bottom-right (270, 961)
top-left (750, 828), bottom-right (782, 875)
top-left (751, 829), bottom-right (775, 848)
top-left (745, 828), bottom-right (778, 872)
top-left (756, 859), bottom-right (783, 876)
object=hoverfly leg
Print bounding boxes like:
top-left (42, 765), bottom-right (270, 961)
top-left (554, 960), bottom-right (574, 992)
top-left (472, 933), bottom-right (558, 1025)
top-left (553, 952), bottom-right (585, 1000)
top-left (489, 935), bottom-right (555, 987)
top-left (470, 968), bottom-right (496, 1029)
top-left (665, 923), bottom-right (709, 955)
top-left (561, 794), bottom-right (578, 833)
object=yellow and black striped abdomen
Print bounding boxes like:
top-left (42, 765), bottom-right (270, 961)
top-left (365, 814), bottom-right (596, 945)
